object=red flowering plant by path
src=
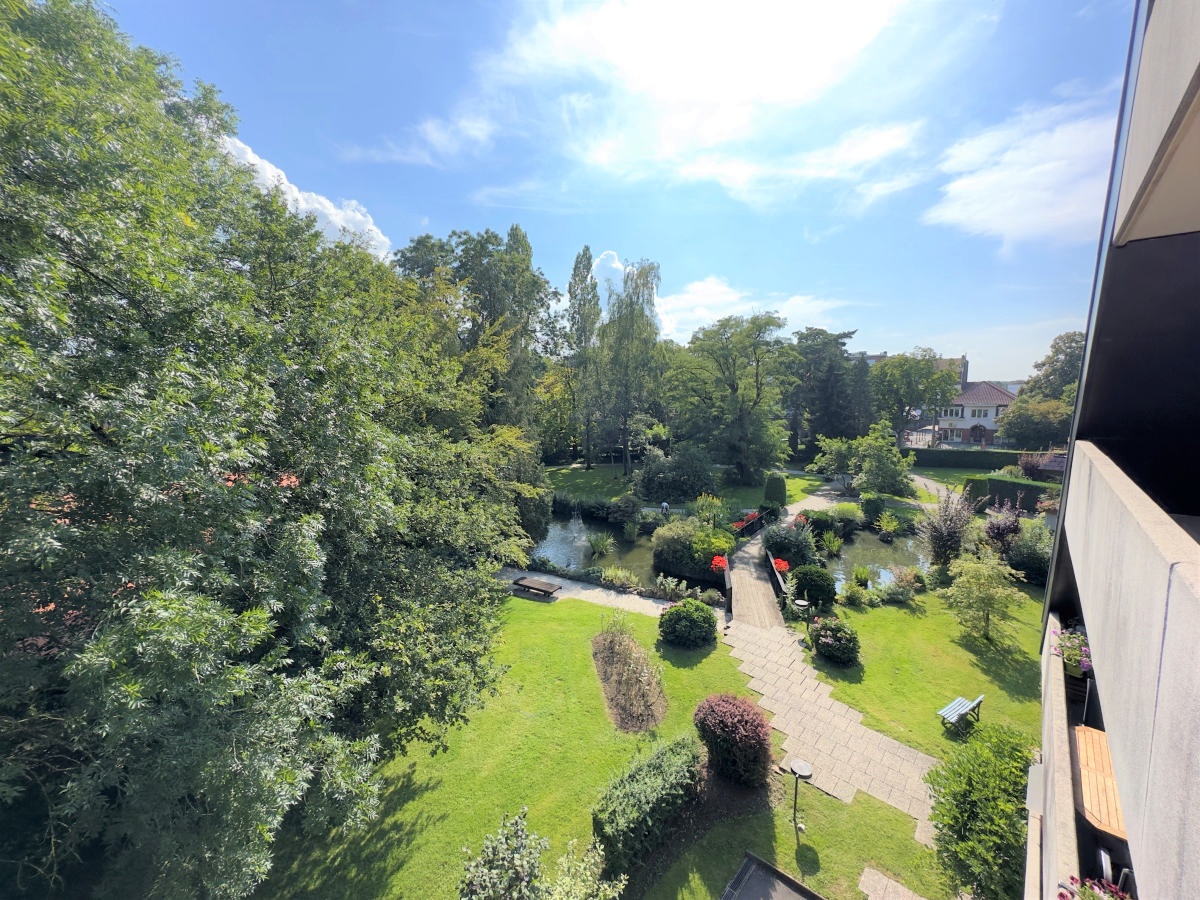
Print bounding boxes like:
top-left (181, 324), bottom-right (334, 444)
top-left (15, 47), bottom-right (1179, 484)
top-left (792, 513), bottom-right (807, 526)
top-left (710, 555), bottom-right (729, 574)
top-left (773, 558), bottom-right (790, 574)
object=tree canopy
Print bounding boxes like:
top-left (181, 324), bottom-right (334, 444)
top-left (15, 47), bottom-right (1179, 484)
top-left (870, 349), bottom-right (961, 446)
top-left (0, 3), bottom-right (538, 894)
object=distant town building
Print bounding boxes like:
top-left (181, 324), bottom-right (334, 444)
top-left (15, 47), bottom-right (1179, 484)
top-left (935, 381), bottom-right (1016, 446)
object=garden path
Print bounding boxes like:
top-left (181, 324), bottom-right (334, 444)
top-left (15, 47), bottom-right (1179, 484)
top-left (498, 567), bottom-right (668, 617)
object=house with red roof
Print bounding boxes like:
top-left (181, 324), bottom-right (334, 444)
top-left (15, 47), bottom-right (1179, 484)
top-left (935, 380), bottom-right (1016, 446)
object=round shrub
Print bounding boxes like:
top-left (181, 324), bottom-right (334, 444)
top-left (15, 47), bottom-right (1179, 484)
top-left (803, 508), bottom-right (838, 536)
top-left (860, 493), bottom-right (886, 526)
top-left (693, 694), bottom-right (773, 786)
top-left (810, 617), bottom-right (861, 666)
top-left (831, 503), bottom-right (865, 535)
top-left (658, 598), bottom-right (717, 648)
top-left (1006, 518), bottom-right (1053, 586)
top-left (790, 565), bottom-right (836, 610)
top-left (838, 581), bottom-right (872, 608)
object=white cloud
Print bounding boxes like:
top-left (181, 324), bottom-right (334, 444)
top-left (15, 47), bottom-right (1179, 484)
top-left (678, 122), bottom-right (923, 207)
top-left (924, 100), bottom-right (1117, 247)
top-left (591, 250), bottom-right (625, 293)
top-left (341, 113), bottom-right (495, 166)
top-left (223, 136), bottom-right (392, 256)
top-left (655, 276), bottom-right (851, 342)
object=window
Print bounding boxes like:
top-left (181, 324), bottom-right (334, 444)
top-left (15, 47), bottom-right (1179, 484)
top-left (941, 406), bottom-right (963, 419)
top-left (971, 408), bottom-right (988, 418)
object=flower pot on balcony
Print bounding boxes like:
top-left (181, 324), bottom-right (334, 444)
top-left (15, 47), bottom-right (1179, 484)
top-left (1063, 660), bottom-right (1086, 679)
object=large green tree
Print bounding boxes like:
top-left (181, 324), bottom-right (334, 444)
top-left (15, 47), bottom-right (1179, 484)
top-left (0, 4), bottom-right (530, 895)
top-left (668, 314), bottom-right (787, 484)
top-left (1020, 330), bottom-right (1085, 401)
top-left (870, 348), bottom-right (961, 447)
top-left (598, 261), bottom-right (662, 476)
top-left (566, 245), bottom-right (603, 467)
top-left (780, 328), bottom-right (859, 452)
top-left (996, 394), bottom-right (1073, 449)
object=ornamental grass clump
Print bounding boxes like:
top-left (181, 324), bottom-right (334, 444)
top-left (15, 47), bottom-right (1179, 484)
top-left (693, 694), bottom-right (773, 786)
top-left (658, 598), bottom-right (717, 648)
top-left (809, 617), bottom-right (861, 666)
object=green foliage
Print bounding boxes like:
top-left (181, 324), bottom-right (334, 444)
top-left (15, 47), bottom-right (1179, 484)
top-left (543, 841), bottom-right (626, 900)
top-left (852, 566), bottom-right (872, 588)
top-left (790, 565), bottom-right (837, 610)
top-left (651, 518), bottom-right (733, 581)
top-left (860, 493), bottom-right (887, 525)
top-left (869, 349), bottom-right (961, 447)
top-left (807, 434), bottom-right (855, 492)
top-left (689, 492), bottom-right (728, 527)
top-left (667, 315), bottom-right (788, 485)
top-left (1019, 330), bottom-right (1084, 402)
top-left (658, 599), bottom-right (718, 649)
top-left (693, 694), bottom-right (773, 786)
top-left (819, 530), bottom-right (844, 557)
top-left (919, 489), bottom-right (980, 566)
top-left (459, 809), bottom-right (547, 900)
top-left (600, 567), bottom-right (643, 591)
top-left (762, 471), bottom-right (788, 507)
top-left (762, 522), bottom-right (819, 567)
top-left (633, 446), bottom-right (717, 503)
top-left (963, 474), bottom-right (1051, 513)
top-left (925, 725), bottom-right (1034, 900)
top-left (0, 5), bottom-right (541, 895)
top-left (588, 532), bottom-right (617, 558)
top-left (831, 502), bottom-right (866, 535)
top-left (591, 736), bottom-right (702, 874)
top-left (939, 554), bottom-right (1028, 643)
top-left (608, 491), bottom-right (643, 525)
top-left (875, 511), bottom-right (901, 541)
top-left (810, 617), bottom-right (861, 665)
top-left (996, 394), bottom-right (1073, 449)
top-left (654, 574), bottom-right (698, 604)
top-left (1005, 519), bottom-right (1053, 586)
top-left (851, 421), bottom-right (916, 496)
top-left (801, 508), bottom-right (838, 536)
top-left (838, 581), bottom-right (876, 608)
top-left (910, 448), bottom-right (1024, 469)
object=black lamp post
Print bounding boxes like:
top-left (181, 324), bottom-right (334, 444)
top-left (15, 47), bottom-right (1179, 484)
top-left (789, 758), bottom-right (813, 832)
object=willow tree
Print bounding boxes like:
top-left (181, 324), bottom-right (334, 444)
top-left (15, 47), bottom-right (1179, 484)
top-left (598, 261), bottom-right (661, 475)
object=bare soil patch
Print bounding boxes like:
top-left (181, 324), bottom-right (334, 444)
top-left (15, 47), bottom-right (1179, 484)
top-left (591, 628), bottom-right (667, 732)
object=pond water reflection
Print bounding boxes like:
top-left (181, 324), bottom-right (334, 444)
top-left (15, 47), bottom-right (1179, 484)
top-left (532, 511), bottom-right (658, 587)
top-left (826, 532), bottom-right (927, 588)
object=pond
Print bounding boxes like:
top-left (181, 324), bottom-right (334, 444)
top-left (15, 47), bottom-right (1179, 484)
top-left (532, 511), bottom-right (658, 587)
top-left (826, 531), bottom-right (928, 589)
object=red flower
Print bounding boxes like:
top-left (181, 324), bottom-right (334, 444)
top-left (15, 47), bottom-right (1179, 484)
top-left (793, 513), bottom-right (807, 526)
top-left (710, 555), bottom-right (729, 573)
top-left (745, 511), bottom-right (759, 520)
top-left (773, 558), bottom-right (790, 573)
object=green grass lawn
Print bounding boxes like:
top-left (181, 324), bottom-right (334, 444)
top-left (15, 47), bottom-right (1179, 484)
top-left (258, 597), bottom-right (754, 900)
top-left (912, 467), bottom-right (989, 492)
top-left (259, 592), bottom-right (953, 900)
top-left (545, 464), bottom-right (825, 511)
top-left (805, 586), bottom-right (1044, 759)
top-left (545, 462), bottom-right (632, 499)
top-left (645, 788), bottom-right (950, 900)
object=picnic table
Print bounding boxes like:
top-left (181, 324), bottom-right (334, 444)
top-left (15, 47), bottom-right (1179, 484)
top-left (511, 576), bottom-right (561, 598)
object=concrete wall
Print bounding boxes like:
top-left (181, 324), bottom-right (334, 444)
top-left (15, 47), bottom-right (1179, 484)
top-left (1115, 0), bottom-right (1200, 242)
top-left (1030, 611), bottom-right (1080, 899)
top-left (1061, 441), bottom-right (1200, 898)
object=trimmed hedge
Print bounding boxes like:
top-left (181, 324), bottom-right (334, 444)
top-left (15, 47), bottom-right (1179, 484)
top-left (658, 598), bottom-right (717, 648)
top-left (592, 736), bottom-right (702, 874)
top-left (911, 448), bottom-right (1025, 469)
top-left (763, 471), bottom-right (788, 507)
top-left (789, 565), bottom-right (836, 610)
top-left (962, 475), bottom-right (1052, 512)
top-left (693, 694), bottom-right (773, 786)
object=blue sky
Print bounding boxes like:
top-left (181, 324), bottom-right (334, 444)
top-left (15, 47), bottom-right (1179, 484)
top-left (107, 0), bottom-right (1134, 380)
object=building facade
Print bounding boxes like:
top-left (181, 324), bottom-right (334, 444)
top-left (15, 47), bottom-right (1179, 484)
top-left (1026, 2), bottom-right (1200, 898)
top-left (936, 381), bottom-right (1016, 446)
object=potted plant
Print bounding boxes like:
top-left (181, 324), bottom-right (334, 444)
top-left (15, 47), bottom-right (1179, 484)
top-left (1056, 875), bottom-right (1130, 900)
top-left (1052, 628), bottom-right (1092, 678)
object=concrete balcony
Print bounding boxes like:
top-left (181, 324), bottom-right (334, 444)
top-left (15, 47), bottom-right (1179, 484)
top-left (1057, 440), bottom-right (1200, 898)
